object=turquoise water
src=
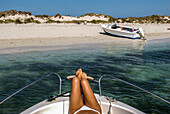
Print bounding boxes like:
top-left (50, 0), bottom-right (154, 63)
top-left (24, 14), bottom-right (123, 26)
top-left (0, 39), bottom-right (170, 113)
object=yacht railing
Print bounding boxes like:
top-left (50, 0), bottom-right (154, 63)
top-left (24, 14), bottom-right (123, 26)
top-left (0, 73), bottom-right (169, 104)
top-left (93, 75), bottom-right (170, 104)
top-left (0, 73), bottom-right (64, 104)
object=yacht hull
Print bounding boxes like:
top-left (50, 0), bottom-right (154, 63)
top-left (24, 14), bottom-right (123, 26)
top-left (101, 24), bottom-right (142, 39)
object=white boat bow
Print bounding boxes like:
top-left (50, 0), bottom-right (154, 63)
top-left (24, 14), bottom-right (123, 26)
top-left (21, 92), bottom-right (144, 114)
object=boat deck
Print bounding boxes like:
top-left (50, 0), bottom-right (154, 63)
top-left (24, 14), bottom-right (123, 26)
top-left (21, 93), bottom-right (144, 114)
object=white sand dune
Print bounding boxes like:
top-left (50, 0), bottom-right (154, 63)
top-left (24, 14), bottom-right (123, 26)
top-left (0, 13), bottom-right (109, 23)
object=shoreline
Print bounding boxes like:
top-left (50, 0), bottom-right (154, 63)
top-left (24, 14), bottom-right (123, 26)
top-left (0, 24), bottom-right (169, 54)
top-left (0, 36), bottom-right (169, 55)
top-left (0, 36), bottom-right (133, 54)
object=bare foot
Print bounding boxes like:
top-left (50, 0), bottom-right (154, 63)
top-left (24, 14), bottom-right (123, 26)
top-left (81, 72), bottom-right (87, 79)
top-left (66, 75), bottom-right (75, 80)
top-left (81, 72), bottom-right (94, 80)
top-left (76, 68), bottom-right (82, 80)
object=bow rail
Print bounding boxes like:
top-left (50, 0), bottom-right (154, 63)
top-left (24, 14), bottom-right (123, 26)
top-left (0, 73), bottom-right (169, 104)
top-left (0, 73), bottom-right (64, 104)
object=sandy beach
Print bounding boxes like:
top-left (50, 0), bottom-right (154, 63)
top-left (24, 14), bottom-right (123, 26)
top-left (0, 23), bottom-right (170, 54)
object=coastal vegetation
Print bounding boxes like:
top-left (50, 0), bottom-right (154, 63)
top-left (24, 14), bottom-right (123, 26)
top-left (54, 13), bottom-right (62, 18)
top-left (35, 15), bottom-right (49, 19)
top-left (24, 18), bottom-right (41, 24)
top-left (88, 20), bottom-right (108, 24)
top-left (45, 19), bottom-right (61, 23)
top-left (0, 10), bottom-right (32, 17)
top-left (78, 13), bottom-right (112, 18)
top-left (0, 10), bottom-right (169, 24)
top-left (4, 19), bottom-right (14, 23)
top-left (15, 19), bottom-right (23, 24)
top-left (115, 15), bottom-right (170, 24)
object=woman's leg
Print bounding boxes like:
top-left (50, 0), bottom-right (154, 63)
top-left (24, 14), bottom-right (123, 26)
top-left (81, 78), bottom-right (102, 113)
top-left (69, 77), bottom-right (84, 114)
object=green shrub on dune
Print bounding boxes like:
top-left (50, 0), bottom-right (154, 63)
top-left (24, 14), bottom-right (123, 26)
top-left (69, 20), bottom-right (83, 24)
top-left (33, 20), bottom-right (41, 24)
top-left (35, 15), bottom-right (49, 19)
top-left (63, 20), bottom-right (83, 24)
top-left (167, 20), bottom-right (170, 23)
top-left (0, 14), bottom-right (5, 18)
top-left (71, 20), bottom-right (80, 24)
top-left (23, 18), bottom-right (41, 24)
top-left (88, 20), bottom-right (108, 24)
top-left (55, 13), bottom-right (62, 18)
top-left (45, 19), bottom-right (61, 23)
top-left (24, 18), bottom-right (34, 23)
top-left (15, 19), bottom-right (23, 24)
top-left (45, 19), bottom-right (55, 23)
top-left (108, 17), bottom-right (116, 23)
top-left (4, 19), bottom-right (14, 23)
top-left (0, 20), bottom-right (4, 23)
top-left (0, 19), bottom-right (15, 23)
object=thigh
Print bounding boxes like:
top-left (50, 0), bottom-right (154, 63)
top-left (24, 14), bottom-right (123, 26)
top-left (69, 77), bottom-right (84, 114)
top-left (81, 79), bottom-right (101, 113)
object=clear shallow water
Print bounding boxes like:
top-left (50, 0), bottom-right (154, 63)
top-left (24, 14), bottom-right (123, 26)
top-left (0, 39), bottom-right (170, 114)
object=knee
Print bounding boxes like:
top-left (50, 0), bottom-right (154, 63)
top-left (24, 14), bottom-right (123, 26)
top-left (72, 77), bottom-right (80, 84)
top-left (81, 78), bottom-right (89, 85)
